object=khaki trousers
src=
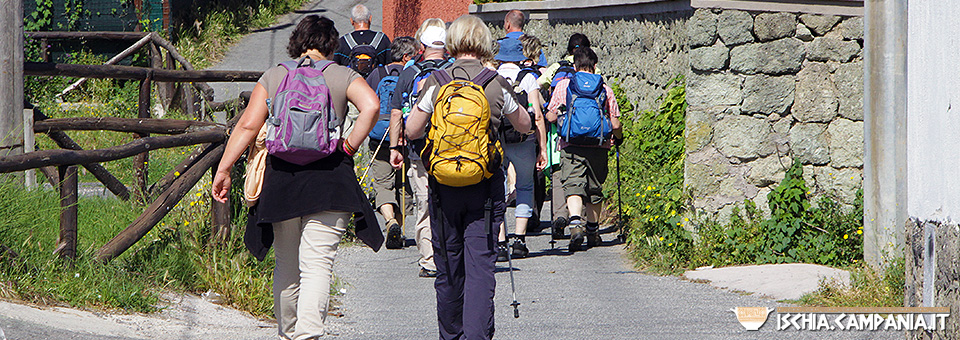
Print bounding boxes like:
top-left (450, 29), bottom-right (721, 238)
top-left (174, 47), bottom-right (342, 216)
top-left (408, 158), bottom-right (436, 271)
top-left (273, 211), bottom-right (349, 340)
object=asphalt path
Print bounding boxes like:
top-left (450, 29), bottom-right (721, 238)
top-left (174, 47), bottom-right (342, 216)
top-left (326, 207), bottom-right (901, 340)
top-left (208, 0), bottom-right (384, 102)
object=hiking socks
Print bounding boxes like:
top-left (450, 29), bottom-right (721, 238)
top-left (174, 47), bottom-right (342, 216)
top-left (586, 222), bottom-right (601, 247)
top-left (586, 222), bottom-right (600, 234)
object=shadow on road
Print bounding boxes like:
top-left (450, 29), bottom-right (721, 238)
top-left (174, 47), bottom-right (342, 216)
top-left (293, 8), bottom-right (328, 14)
top-left (251, 23), bottom-right (294, 33)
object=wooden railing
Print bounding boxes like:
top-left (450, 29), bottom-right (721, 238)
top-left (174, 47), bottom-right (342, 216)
top-left (0, 31), bottom-right (262, 262)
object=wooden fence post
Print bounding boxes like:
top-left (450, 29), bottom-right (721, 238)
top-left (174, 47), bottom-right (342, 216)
top-left (210, 166), bottom-right (231, 246)
top-left (55, 165), bottom-right (78, 261)
top-left (133, 71), bottom-right (152, 202)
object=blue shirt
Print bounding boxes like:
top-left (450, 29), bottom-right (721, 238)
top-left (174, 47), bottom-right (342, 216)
top-left (502, 31), bottom-right (547, 67)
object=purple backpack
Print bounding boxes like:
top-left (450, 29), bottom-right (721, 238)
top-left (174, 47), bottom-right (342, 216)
top-left (265, 57), bottom-right (342, 165)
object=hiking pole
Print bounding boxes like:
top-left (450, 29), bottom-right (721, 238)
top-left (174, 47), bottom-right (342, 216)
top-left (547, 131), bottom-right (556, 250)
top-left (615, 142), bottom-right (626, 243)
top-left (359, 126), bottom-right (390, 184)
top-left (507, 242), bottom-right (520, 318)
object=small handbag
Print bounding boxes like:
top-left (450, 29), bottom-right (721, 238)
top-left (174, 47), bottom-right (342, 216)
top-left (243, 124), bottom-right (269, 207)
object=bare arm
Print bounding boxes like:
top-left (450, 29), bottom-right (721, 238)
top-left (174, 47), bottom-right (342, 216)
top-left (531, 91), bottom-right (549, 170)
top-left (504, 105), bottom-right (531, 134)
top-left (344, 77), bottom-right (380, 150)
top-left (212, 83), bottom-right (270, 202)
top-left (405, 105), bottom-right (430, 140)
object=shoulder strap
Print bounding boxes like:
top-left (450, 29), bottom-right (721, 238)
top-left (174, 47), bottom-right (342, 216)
top-left (473, 68), bottom-right (498, 88)
top-left (371, 32), bottom-right (384, 48)
top-left (434, 69), bottom-right (453, 86)
top-left (344, 33), bottom-right (359, 49)
top-left (313, 60), bottom-right (335, 71)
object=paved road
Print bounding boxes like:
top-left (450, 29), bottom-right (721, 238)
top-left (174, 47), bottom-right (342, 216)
top-left (326, 208), bottom-right (900, 339)
top-left (208, 0), bottom-right (384, 102)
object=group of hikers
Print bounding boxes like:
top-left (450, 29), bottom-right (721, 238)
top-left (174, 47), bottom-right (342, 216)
top-left (211, 5), bottom-right (622, 340)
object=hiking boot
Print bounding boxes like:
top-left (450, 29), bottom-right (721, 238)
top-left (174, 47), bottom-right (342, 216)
top-left (496, 243), bottom-right (509, 262)
top-left (511, 239), bottom-right (529, 258)
top-left (569, 226), bottom-right (585, 252)
top-left (385, 221), bottom-right (404, 249)
top-left (419, 268), bottom-right (439, 278)
top-left (586, 229), bottom-right (601, 248)
top-left (551, 217), bottom-right (567, 239)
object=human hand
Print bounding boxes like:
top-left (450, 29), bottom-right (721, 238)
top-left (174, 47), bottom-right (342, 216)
top-left (212, 170), bottom-right (231, 203)
top-left (389, 149), bottom-right (404, 169)
top-left (536, 151), bottom-right (548, 171)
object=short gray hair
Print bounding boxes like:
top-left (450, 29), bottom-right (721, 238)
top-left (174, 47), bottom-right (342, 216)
top-left (351, 4), bottom-right (371, 24)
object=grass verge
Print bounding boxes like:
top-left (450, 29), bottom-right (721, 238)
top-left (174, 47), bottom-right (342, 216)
top-left (795, 258), bottom-right (905, 307)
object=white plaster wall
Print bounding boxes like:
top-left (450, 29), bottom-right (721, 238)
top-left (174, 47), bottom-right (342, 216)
top-left (907, 1), bottom-right (960, 222)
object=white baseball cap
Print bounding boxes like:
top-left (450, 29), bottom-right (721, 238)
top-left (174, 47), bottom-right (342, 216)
top-left (420, 26), bottom-right (446, 49)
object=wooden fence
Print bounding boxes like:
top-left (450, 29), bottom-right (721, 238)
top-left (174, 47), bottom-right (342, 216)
top-left (0, 31), bottom-right (262, 262)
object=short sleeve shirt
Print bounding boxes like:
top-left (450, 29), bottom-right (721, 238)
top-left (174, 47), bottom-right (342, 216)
top-left (547, 76), bottom-right (620, 149)
top-left (389, 58), bottom-right (453, 111)
top-left (257, 60), bottom-right (362, 123)
top-left (414, 59), bottom-right (521, 136)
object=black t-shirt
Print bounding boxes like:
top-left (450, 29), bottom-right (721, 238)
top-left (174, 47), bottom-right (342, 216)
top-left (389, 58), bottom-right (454, 111)
top-left (366, 63), bottom-right (405, 90)
top-left (333, 30), bottom-right (392, 69)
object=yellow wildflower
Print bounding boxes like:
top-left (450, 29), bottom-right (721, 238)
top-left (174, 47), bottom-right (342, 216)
top-left (174, 171), bottom-right (180, 177)
top-left (659, 236), bottom-right (664, 241)
top-left (184, 221), bottom-right (190, 226)
top-left (670, 210), bottom-right (676, 216)
top-left (843, 234), bottom-right (849, 239)
top-left (668, 243), bottom-right (673, 247)
top-left (857, 230), bottom-right (862, 235)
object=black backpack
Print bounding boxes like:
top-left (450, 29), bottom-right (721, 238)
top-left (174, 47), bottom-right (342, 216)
top-left (501, 67), bottom-right (541, 144)
top-left (344, 32), bottom-right (385, 78)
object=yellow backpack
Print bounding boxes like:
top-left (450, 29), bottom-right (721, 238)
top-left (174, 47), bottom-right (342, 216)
top-left (421, 68), bottom-right (503, 187)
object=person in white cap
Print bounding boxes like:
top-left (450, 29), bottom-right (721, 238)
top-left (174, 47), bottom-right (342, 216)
top-left (383, 18), bottom-right (453, 278)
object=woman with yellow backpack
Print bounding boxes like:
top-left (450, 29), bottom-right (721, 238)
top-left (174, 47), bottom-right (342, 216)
top-left (404, 14), bottom-right (531, 340)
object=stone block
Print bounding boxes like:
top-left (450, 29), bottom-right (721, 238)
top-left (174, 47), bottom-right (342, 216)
top-left (799, 14), bottom-right (840, 36)
top-left (839, 17), bottom-right (863, 41)
top-left (690, 44), bottom-right (730, 72)
top-left (814, 167), bottom-right (862, 204)
top-left (834, 61), bottom-right (863, 120)
top-left (826, 118), bottom-right (863, 168)
top-left (807, 37), bottom-right (860, 62)
top-left (742, 74), bottom-right (795, 115)
top-left (687, 72), bottom-right (743, 107)
top-left (729, 43), bottom-right (760, 74)
top-left (789, 123), bottom-right (830, 165)
top-left (714, 115), bottom-right (773, 160)
top-left (686, 107), bottom-right (720, 153)
top-left (718, 10), bottom-right (754, 46)
top-left (794, 62), bottom-right (839, 122)
top-left (758, 38), bottom-right (806, 75)
top-left (796, 24), bottom-right (814, 42)
top-left (747, 154), bottom-right (792, 187)
top-left (688, 9), bottom-right (718, 48)
top-left (755, 12), bottom-right (797, 42)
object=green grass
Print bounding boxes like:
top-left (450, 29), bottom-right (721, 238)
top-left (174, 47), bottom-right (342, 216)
top-left (795, 258), bottom-right (904, 307)
top-left (8, 0), bottom-right (339, 318)
top-left (171, 0), bottom-right (310, 69)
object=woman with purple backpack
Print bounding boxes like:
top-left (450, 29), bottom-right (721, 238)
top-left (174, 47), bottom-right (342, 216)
top-left (211, 15), bottom-right (382, 340)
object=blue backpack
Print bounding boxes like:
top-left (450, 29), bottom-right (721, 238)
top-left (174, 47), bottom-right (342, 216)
top-left (559, 72), bottom-right (612, 146)
top-left (550, 60), bottom-right (577, 88)
top-left (368, 66), bottom-right (401, 141)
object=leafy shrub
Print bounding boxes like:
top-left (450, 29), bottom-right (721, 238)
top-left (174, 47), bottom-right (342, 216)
top-left (609, 77), bottom-right (863, 274)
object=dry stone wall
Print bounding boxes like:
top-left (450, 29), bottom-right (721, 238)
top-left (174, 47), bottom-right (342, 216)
top-left (487, 11), bottom-right (691, 112)
top-left (684, 8), bottom-right (864, 218)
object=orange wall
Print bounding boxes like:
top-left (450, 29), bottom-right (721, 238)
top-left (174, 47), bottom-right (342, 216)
top-left (382, 0), bottom-right (471, 39)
